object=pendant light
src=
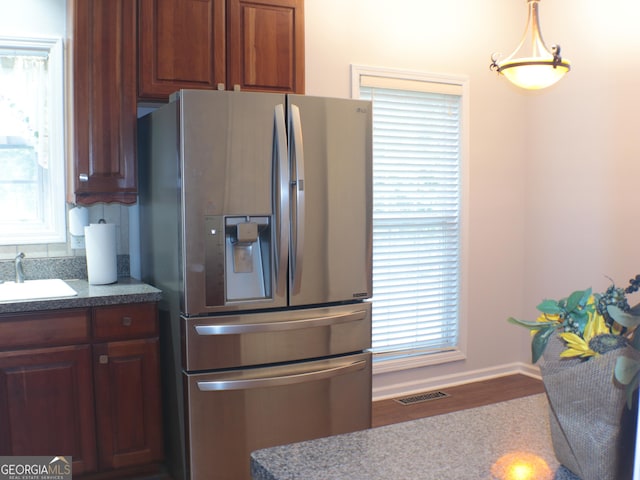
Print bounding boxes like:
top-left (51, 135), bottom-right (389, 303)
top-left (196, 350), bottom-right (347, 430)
top-left (490, 0), bottom-right (570, 90)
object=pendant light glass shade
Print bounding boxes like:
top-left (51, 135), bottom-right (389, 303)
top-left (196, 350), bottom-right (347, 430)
top-left (491, 0), bottom-right (570, 90)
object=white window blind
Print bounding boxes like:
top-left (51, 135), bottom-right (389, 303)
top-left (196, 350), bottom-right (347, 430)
top-left (358, 71), bottom-right (463, 362)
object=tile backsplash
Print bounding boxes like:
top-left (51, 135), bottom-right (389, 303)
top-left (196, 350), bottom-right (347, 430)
top-left (0, 204), bottom-right (139, 278)
top-left (0, 203), bottom-right (132, 261)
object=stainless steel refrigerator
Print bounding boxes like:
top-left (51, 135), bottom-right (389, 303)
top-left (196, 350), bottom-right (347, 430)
top-left (138, 89), bottom-right (372, 480)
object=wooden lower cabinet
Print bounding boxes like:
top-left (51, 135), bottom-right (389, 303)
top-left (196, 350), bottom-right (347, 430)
top-left (94, 338), bottom-right (163, 470)
top-left (0, 345), bottom-right (97, 475)
top-left (0, 303), bottom-right (164, 479)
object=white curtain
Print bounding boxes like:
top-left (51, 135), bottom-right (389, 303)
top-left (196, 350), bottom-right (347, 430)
top-left (0, 52), bottom-right (49, 168)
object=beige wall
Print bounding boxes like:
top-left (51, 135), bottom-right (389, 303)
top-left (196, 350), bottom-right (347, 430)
top-left (305, 0), bottom-right (640, 398)
top-left (524, 0), bottom-right (640, 303)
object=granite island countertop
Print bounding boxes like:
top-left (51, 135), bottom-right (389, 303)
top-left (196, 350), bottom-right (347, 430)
top-left (251, 394), bottom-right (581, 480)
top-left (0, 278), bottom-right (162, 314)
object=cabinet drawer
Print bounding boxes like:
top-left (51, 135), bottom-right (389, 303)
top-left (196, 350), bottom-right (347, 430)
top-left (92, 303), bottom-right (158, 341)
top-left (0, 309), bottom-right (90, 349)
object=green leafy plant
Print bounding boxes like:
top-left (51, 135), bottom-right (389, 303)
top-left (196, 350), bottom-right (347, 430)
top-left (508, 275), bottom-right (640, 407)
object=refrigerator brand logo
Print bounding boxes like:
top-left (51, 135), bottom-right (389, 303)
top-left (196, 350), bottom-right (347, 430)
top-left (356, 107), bottom-right (368, 114)
top-left (0, 456), bottom-right (71, 480)
top-left (352, 292), bottom-right (368, 298)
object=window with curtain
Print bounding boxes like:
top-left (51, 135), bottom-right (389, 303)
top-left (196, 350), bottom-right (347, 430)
top-left (0, 37), bottom-right (66, 245)
top-left (352, 65), bottom-right (468, 371)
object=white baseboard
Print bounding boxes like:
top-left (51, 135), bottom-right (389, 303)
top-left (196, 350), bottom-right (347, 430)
top-left (372, 362), bottom-right (541, 401)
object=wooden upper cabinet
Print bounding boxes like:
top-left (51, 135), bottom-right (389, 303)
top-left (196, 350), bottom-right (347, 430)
top-left (68, 0), bottom-right (304, 204)
top-left (138, 0), bottom-right (227, 101)
top-left (138, 0), bottom-right (304, 101)
top-left (227, 0), bottom-right (304, 93)
top-left (71, 0), bottom-right (138, 205)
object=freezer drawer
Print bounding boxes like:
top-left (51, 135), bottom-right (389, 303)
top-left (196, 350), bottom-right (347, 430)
top-left (184, 352), bottom-right (372, 480)
top-left (183, 302), bottom-right (371, 371)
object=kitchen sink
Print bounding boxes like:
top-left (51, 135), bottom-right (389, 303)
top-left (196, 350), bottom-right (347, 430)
top-left (0, 279), bottom-right (78, 302)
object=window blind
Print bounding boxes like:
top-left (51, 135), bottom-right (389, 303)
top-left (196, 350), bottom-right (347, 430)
top-left (360, 78), bottom-right (462, 361)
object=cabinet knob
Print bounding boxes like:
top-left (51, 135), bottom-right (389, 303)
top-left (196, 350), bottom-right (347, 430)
top-left (99, 355), bottom-right (109, 364)
top-left (79, 173), bottom-right (89, 182)
top-left (122, 316), bottom-right (133, 327)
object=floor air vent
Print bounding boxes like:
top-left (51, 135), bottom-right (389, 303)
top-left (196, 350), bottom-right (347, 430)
top-left (395, 390), bottom-right (450, 406)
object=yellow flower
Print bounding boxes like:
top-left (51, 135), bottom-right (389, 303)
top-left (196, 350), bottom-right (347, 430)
top-left (559, 311), bottom-right (610, 358)
top-left (530, 313), bottom-right (562, 337)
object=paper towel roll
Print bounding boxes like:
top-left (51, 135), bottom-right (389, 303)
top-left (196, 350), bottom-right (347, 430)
top-left (68, 206), bottom-right (89, 236)
top-left (85, 223), bottom-right (117, 285)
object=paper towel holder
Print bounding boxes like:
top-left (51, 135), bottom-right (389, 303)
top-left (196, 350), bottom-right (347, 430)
top-left (68, 206), bottom-right (90, 250)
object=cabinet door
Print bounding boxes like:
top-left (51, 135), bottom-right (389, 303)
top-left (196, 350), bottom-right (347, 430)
top-left (0, 345), bottom-right (97, 475)
top-left (138, 0), bottom-right (226, 101)
top-left (71, 0), bottom-right (138, 205)
top-left (94, 338), bottom-right (163, 470)
top-left (227, 0), bottom-right (304, 93)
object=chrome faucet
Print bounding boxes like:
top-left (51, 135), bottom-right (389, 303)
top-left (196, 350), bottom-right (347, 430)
top-left (15, 252), bottom-right (25, 283)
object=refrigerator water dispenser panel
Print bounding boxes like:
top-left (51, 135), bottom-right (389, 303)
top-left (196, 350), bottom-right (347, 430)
top-left (205, 216), bottom-right (274, 306)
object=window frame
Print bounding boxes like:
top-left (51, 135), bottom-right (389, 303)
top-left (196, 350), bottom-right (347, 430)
top-left (351, 64), bottom-right (470, 374)
top-left (0, 36), bottom-right (66, 245)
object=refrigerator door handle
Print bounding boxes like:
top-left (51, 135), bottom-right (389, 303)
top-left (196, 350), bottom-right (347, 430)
top-left (273, 104), bottom-right (289, 296)
top-left (196, 359), bottom-right (367, 391)
top-left (289, 103), bottom-right (305, 295)
top-left (194, 309), bottom-right (368, 335)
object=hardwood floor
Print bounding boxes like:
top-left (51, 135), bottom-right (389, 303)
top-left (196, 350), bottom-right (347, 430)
top-left (372, 374), bottom-right (545, 428)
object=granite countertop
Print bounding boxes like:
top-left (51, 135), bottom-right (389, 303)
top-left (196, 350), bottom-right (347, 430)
top-left (251, 394), bottom-right (581, 480)
top-left (0, 278), bottom-right (162, 314)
